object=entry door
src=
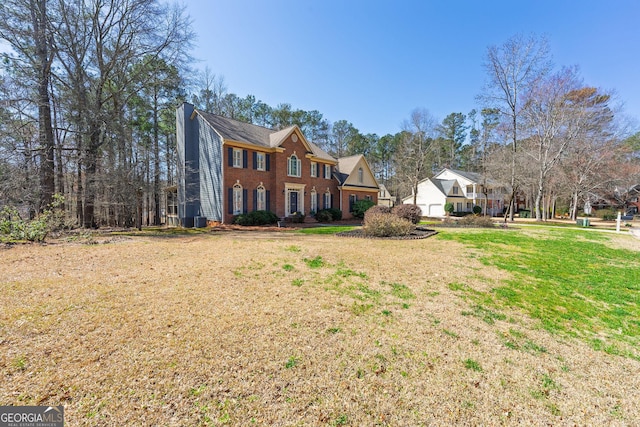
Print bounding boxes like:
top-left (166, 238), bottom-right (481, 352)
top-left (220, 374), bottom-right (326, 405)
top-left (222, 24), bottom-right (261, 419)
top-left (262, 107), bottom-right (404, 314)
top-left (289, 191), bottom-right (298, 214)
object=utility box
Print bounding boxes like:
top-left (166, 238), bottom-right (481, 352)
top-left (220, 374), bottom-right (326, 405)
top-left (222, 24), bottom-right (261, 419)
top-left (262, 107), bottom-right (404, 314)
top-left (577, 218), bottom-right (590, 227)
top-left (194, 216), bottom-right (207, 228)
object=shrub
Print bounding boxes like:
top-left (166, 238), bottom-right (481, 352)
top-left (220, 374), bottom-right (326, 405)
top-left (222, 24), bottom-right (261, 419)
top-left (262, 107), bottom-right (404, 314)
top-left (594, 208), bottom-right (617, 221)
top-left (233, 210), bottom-right (279, 226)
top-left (288, 211), bottom-right (305, 223)
top-left (455, 215), bottom-right (496, 228)
top-left (392, 204), bottom-right (422, 224)
top-left (472, 205), bottom-right (482, 215)
top-left (327, 208), bottom-right (342, 221)
top-left (362, 212), bottom-right (413, 237)
top-left (444, 202), bottom-right (454, 215)
top-left (351, 199), bottom-right (375, 219)
top-left (314, 209), bottom-right (333, 222)
top-left (363, 205), bottom-right (391, 221)
top-left (0, 194), bottom-right (66, 242)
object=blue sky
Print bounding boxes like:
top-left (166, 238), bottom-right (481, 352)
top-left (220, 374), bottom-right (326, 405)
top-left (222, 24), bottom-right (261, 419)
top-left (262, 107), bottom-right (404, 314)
top-left (187, 1), bottom-right (639, 137)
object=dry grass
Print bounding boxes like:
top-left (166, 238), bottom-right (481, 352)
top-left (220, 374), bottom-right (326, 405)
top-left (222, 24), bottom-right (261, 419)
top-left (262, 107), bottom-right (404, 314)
top-left (1, 230), bottom-right (639, 425)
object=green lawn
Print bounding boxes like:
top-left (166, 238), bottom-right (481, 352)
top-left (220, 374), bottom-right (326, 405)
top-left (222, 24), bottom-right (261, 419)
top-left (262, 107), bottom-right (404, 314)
top-left (438, 228), bottom-right (640, 359)
top-left (296, 225), bottom-right (357, 234)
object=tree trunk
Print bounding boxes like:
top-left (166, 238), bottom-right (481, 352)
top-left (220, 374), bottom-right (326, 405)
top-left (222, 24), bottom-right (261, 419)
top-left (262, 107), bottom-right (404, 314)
top-left (32, 0), bottom-right (55, 211)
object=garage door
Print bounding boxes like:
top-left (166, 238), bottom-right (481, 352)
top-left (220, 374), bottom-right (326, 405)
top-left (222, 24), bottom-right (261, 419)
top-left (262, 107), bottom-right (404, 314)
top-left (428, 204), bottom-right (443, 217)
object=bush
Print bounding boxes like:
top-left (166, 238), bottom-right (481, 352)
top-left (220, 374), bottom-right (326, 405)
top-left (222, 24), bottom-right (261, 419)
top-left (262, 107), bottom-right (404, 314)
top-left (392, 204), bottom-right (422, 224)
top-left (327, 208), bottom-right (342, 221)
top-left (233, 210), bottom-right (279, 226)
top-left (351, 199), bottom-right (375, 219)
top-left (457, 215), bottom-right (496, 228)
top-left (444, 202), bottom-right (454, 215)
top-left (363, 205), bottom-right (391, 221)
top-left (314, 209), bottom-right (333, 222)
top-left (594, 208), bottom-right (617, 221)
top-left (0, 194), bottom-right (66, 242)
top-left (362, 212), bottom-right (413, 237)
top-left (472, 205), bottom-right (482, 215)
top-left (288, 211), bottom-right (305, 223)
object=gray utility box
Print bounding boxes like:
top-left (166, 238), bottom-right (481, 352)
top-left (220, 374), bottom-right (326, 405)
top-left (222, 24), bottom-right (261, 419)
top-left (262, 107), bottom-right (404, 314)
top-left (194, 216), bottom-right (207, 228)
top-left (576, 218), bottom-right (590, 227)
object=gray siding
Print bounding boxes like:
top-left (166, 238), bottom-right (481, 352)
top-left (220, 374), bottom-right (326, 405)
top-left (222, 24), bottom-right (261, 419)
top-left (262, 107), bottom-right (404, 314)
top-left (176, 102), bottom-right (224, 224)
top-left (196, 115), bottom-right (223, 221)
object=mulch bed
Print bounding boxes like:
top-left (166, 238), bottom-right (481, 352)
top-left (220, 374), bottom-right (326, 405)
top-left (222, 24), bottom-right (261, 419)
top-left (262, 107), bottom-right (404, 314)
top-left (336, 226), bottom-right (438, 240)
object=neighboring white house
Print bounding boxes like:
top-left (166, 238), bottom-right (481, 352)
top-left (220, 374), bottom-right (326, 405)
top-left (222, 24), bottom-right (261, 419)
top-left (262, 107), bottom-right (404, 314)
top-left (401, 168), bottom-right (506, 217)
top-left (377, 184), bottom-right (396, 208)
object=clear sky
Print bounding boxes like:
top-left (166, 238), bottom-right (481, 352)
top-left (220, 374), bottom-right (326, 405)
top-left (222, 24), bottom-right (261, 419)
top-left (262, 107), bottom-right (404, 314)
top-left (190, 1), bottom-right (637, 136)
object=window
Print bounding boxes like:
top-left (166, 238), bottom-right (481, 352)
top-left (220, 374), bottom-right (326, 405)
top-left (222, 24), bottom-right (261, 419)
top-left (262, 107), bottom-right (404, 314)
top-left (310, 162), bottom-right (317, 178)
top-left (456, 202), bottom-right (462, 212)
top-left (310, 189), bottom-right (317, 213)
top-left (324, 164), bottom-right (332, 179)
top-left (233, 148), bottom-right (242, 168)
top-left (324, 190), bottom-right (331, 209)
top-left (467, 185), bottom-right (473, 194)
top-left (233, 183), bottom-right (243, 215)
top-left (256, 152), bottom-right (265, 171)
top-left (349, 194), bottom-right (357, 212)
top-left (466, 202), bottom-right (472, 211)
top-left (254, 184), bottom-right (266, 211)
top-left (358, 167), bottom-right (363, 183)
top-left (365, 195), bottom-right (372, 201)
top-left (453, 186), bottom-right (459, 195)
top-left (288, 154), bottom-right (301, 177)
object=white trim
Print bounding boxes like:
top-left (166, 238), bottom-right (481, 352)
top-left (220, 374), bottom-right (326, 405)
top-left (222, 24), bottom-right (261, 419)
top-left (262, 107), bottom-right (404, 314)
top-left (284, 183), bottom-right (306, 216)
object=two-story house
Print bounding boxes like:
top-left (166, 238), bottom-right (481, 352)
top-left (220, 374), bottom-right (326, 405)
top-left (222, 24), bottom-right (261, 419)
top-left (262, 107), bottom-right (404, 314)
top-left (401, 168), bottom-right (506, 217)
top-left (175, 102), bottom-right (378, 226)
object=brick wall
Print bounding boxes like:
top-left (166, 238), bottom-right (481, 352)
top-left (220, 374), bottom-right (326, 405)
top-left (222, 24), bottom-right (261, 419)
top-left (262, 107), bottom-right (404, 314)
top-left (222, 134), bottom-right (340, 223)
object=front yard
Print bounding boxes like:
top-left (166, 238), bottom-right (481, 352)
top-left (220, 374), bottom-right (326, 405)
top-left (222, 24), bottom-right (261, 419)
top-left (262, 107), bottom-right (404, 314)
top-left (1, 227), bottom-right (638, 425)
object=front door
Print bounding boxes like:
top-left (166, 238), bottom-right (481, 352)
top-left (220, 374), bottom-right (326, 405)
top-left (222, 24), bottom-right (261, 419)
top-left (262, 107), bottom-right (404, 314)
top-left (289, 191), bottom-right (298, 214)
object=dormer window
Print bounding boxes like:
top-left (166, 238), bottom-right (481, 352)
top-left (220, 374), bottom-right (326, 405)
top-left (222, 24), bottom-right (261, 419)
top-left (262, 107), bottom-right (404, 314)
top-left (453, 186), bottom-right (459, 195)
top-left (287, 154), bottom-right (301, 177)
top-left (358, 167), bottom-right (363, 183)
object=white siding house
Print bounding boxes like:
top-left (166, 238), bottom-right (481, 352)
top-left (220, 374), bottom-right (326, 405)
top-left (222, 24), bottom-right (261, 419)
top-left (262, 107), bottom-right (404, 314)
top-left (402, 168), bottom-right (506, 217)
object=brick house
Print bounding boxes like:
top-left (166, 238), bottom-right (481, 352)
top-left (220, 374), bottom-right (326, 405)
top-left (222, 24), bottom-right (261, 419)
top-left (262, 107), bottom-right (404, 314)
top-left (175, 102), bottom-right (378, 225)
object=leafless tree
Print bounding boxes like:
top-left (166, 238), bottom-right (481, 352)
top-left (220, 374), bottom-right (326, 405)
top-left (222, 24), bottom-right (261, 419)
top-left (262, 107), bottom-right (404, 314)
top-left (479, 34), bottom-right (551, 221)
top-left (396, 109), bottom-right (438, 204)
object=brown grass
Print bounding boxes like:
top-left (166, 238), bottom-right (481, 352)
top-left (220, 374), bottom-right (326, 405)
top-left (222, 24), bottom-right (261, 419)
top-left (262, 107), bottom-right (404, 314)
top-left (1, 230), bottom-right (639, 425)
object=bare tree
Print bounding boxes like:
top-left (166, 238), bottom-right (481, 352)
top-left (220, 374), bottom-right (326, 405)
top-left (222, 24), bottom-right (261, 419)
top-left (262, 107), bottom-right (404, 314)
top-left (396, 109), bottom-right (438, 204)
top-left (53, 0), bottom-right (192, 227)
top-left (479, 34), bottom-right (551, 221)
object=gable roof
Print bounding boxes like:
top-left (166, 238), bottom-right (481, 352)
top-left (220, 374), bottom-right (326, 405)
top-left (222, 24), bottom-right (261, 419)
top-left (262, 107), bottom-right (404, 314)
top-left (335, 154), bottom-right (379, 189)
top-left (195, 109), bottom-right (335, 161)
top-left (433, 179), bottom-right (457, 195)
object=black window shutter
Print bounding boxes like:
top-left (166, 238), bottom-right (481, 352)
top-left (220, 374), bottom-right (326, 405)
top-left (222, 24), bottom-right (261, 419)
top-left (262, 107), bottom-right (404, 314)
top-left (227, 188), bottom-right (233, 215)
top-left (227, 147), bottom-right (233, 167)
top-left (253, 189), bottom-right (258, 211)
top-left (330, 194), bottom-right (334, 209)
top-left (266, 154), bottom-right (270, 171)
top-left (252, 152), bottom-right (257, 169)
top-left (266, 190), bottom-right (271, 211)
top-left (242, 150), bottom-right (248, 168)
top-left (243, 189), bottom-right (248, 213)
